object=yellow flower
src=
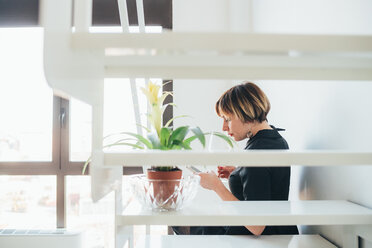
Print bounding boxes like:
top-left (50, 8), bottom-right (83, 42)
top-left (141, 81), bottom-right (163, 136)
top-left (141, 81), bottom-right (161, 106)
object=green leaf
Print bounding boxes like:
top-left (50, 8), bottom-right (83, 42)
top-left (162, 80), bottom-right (173, 87)
top-left (136, 124), bottom-right (151, 133)
top-left (190, 126), bottom-right (206, 148)
top-left (165, 115), bottom-right (189, 128)
top-left (170, 144), bottom-right (182, 150)
top-left (104, 138), bottom-right (137, 145)
top-left (180, 142), bottom-right (192, 150)
top-left (160, 127), bottom-right (171, 147)
top-left (119, 132), bottom-right (153, 149)
top-left (147, 133), bottom-right (161, 149)
top-left (161, 103), bottom-right (177, 114)
top-left (104, 142), bottom-right (144, 150)
top-left (155, 166), bottom-right (174, 171)
top-left (168, 126), bottom-right (189, 146)
top-left (184, 135), bottom-right (197, 146)
top-left (159, 91), bottom-right (173, 106)
top-left (212, 132), bottom-right (235, 148)
top-left (82, 157), bottom-right (91, 175)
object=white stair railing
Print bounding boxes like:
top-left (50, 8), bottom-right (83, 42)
top-left (42, 1), bottom-right (372, 248)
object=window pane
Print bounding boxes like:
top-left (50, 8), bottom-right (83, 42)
top-left (103, 78), bottom-right (162, 152)
top-left (70, 26), bottom-right (162, 161)
top-left (66, 176), bottom-right (114, 248)
top-left (69, 78), bottom-right (160, 160)
top-left (103, 78), bottom-right (143, 150)
top-left (0, 28), bottom-right (53, 161)
top-left (70, 98), bottom-right (92, 161)
top-left (0, 176), bottom-right (56, 229)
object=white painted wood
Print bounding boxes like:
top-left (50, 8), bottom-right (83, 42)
top-left (135, 0), bottom-right (145, 33)
top-left (103, 54), bottom-right (372, 68)
top-left (135, 235), bottom-right (337, 248)
top-left (74, 0), bottom-right (92, 33)
top-left (104, 150), bottom-right (372, 166)
top-left (41, 2), bottom-right (372, 247)
top-left (43, 0), bottom-right (120, 203)
top-left (343, 226), bottom-right (359, 248)
top-left (117, 0), bottom-right (130, 33)
top-left (118, 200), bottom-right (372, 226)
top-left (229, 0), bottom-right (254, 32)
top-left (43, 0), bottom-right (104, 105)
top-left (103, 54), bottom-right (372, 80)
top-left (104, 65), bottom-right (372, 80)
top-left (71, 33), bottom-right (372, 52)
top-left (343, 225), bottom-right (372, 248)
top-left (130, 79), bottom-right (143, 137)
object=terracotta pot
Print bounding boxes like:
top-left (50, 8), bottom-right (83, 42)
top-left (147, 169), bottom-right (182, 180)
top-left (146, 169), bottom-right (182, 211)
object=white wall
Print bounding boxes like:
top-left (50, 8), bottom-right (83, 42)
top-left (260, 81), bottom-right (372, 246)
top-left (173, 0), bottom-right (372, 246)
top-left (173, 0), bottom-right (239, 150)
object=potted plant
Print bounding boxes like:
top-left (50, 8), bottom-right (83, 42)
top-left (83, 81), bottom-right (234, 210)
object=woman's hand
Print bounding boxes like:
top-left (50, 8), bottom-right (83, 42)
top-left (217, 166), bottom-right (236, 178)
top-left (198, 171), bottom-right (223, 191)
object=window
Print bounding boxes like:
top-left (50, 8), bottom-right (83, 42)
top-left (0, 26), bottom-right (171, 247)
top-left (0, 2), bottom-right (173, 247)
top-left (0, 176), bottom-right (56, 229)
top-left (0, 28), bottom-right (53, 162)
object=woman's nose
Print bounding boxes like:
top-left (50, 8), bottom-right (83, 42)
top-left (222, 121), bottom-right (228, 131)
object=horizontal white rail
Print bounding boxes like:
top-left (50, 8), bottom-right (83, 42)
top-left (135, 235), bottom-right (337, 248)
top-left (70, 33), bottom-right (372, 80)
top-left (72, 33), bottom-right (372, 52)
top-left (104, 56), bottom-right (372, 80)
top-left (104, 55), bottom-right (372, 68)
top-left (104, 150), bottom-right (372, 166)
top-left (118, 200), bottom-right (372, 226)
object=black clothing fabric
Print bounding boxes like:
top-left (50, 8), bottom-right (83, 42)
top-left (174, 126), bottom-right (298, 236)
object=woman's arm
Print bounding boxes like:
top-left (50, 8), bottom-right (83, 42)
top-left (198, 171), bottom-right (266, 236)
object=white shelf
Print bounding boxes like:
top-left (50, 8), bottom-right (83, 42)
top-left (71, 32), bottom-right (372, 80)
top-left (104, 150), bottom-right (372, 166)
top-left (72, 33), bottom-right (372, 80)
top-left (72, 33), bottom-right (372, 52)
top-left (118, 200), bottom-right (372, 226)
top-left (103, 54), bottom-right (372, 80)
top-left (135, 235), bottom-right (337, 248)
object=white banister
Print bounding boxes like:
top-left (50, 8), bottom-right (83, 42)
top-left (118, 0), bottom-right (130, 33)
top-left (74, 0), bottom-right (92, 33)
top-left (136, 0), bottom-right (146, 33)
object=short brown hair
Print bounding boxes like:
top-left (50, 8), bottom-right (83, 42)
top-left (215, 82), bottom-right (271, 123)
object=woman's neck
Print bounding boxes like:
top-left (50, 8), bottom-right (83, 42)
top-left (251, 121), bottom-right (272, 136)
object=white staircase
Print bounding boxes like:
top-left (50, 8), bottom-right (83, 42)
top-left (41, 0), bottom-right (372, 248)
top-left (0, 229), bottom-right (82, 248)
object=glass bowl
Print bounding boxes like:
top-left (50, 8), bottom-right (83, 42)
top-left (129, 174), bottom-right (200, 212)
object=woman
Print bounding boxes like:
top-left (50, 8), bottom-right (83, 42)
top-left (183, 82), bottom-right (298, 236)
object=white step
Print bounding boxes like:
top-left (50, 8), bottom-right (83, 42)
top-left (135, 235), bottom-right (337, 248)
top-left (71, 33), bottom-right (372, 52)
top-left (103, 54), bottom-right (372, 80)
top-left (72, 33), bottom-right (372, 80)
top-left (0, 229), bottom-right (82, 248)
top-left (118, 200), bottom-right (372, 226)
top-left (104, 150), bottom-right (372, 167)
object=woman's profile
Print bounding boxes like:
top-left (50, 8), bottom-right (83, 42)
top-left (173, 82), bottom-right (298, 236)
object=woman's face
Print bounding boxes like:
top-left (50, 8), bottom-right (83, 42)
top-left (221, 113), bottom-right (251, 141)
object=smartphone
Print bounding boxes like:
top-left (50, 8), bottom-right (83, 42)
top-left (187, 166), bottom-right (201, 173)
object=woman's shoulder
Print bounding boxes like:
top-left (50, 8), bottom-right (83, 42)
top-left (246, 127), bottom-right (289, 150)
